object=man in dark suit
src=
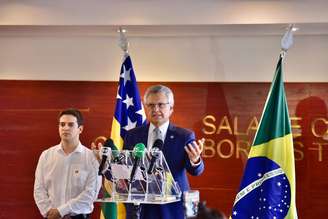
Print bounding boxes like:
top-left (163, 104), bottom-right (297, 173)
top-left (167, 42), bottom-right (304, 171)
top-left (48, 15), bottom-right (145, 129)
top-left (124, 84), bottom-right (205, 219)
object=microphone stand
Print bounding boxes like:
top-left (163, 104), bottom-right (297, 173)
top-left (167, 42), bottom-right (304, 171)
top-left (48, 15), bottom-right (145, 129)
top-left (131, 203), bottom-right (141, 219)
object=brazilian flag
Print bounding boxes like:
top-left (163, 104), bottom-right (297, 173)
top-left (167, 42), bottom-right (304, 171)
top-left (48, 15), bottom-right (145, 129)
top-left (231, 54), bottom-right (298, 219)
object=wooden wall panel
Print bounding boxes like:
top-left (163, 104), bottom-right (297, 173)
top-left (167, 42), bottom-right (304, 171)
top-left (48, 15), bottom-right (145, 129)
top-left (0, 81), bottom-right (327, 219)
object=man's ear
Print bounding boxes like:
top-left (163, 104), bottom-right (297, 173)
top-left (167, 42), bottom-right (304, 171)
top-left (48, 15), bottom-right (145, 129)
top-left (79, 125), bottom-right (84, 134)
top-left (169, 107), bottom-right (174, 116)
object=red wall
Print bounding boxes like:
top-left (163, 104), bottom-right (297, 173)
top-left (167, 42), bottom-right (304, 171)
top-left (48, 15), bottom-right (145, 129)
top-left (0, 81), bottom-right (327, 219)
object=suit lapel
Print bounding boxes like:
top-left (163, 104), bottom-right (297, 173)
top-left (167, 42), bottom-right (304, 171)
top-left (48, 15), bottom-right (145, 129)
top-left (141, 124), bottom-right (150, 147)
top-left (164, 123), bottom-right (176, 151)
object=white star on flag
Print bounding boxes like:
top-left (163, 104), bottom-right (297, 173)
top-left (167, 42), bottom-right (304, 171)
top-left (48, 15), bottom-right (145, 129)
top-left (123, 116), bottom-right (137, 131)
top-left (123, 94), bottom-right (134, 109)
top-left (116, 86), bottom-right (122, 100)
top-left (136, 106), bottom-right (147, 123)
top-left (120, 65), bottom-right (131, 86)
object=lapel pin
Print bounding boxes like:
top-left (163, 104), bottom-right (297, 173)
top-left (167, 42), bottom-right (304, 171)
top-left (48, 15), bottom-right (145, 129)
top-left (170, 135), bottom-right (174, 139)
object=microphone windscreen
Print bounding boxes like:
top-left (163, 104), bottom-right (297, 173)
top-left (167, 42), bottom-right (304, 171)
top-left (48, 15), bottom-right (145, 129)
top-left (152, 139), bottom-right (164, 151)
top-left (103, 138), bottom-right (115, 149)
top-left (100, 146), bottom-right (111, 156)
top-left (104, 138), bottom-right (119, 158)
top-left (133, 143), bottom-right (146, 159)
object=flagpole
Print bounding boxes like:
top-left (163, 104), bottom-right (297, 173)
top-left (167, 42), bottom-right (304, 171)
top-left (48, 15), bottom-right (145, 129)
top-left (100, 26), bottom-right (131, 219)
top-left (100, 27), bottom-right (147, 219)
top-left (281, 24), bottom-right (297, 59)
top-left (118, 27), bottom-right (129, 56)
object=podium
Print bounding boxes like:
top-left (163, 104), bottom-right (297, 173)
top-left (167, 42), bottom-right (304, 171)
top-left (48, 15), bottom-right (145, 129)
top-left (96, 149), bottom-right (182, 205)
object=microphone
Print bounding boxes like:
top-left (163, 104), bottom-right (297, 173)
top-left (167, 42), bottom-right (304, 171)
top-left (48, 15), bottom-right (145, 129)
top-left (129, 143), bottom-right (146, 183)
top-left (98, 138), bottom-right (117, 175)
top-left (112, 150), bottom-right (125, 164)
top-left (147, 139), bottom-right (164, 175)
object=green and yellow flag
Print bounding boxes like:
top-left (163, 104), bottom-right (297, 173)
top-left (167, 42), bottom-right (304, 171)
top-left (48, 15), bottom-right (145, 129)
top-left (231, 54), bottom-right (298, 219)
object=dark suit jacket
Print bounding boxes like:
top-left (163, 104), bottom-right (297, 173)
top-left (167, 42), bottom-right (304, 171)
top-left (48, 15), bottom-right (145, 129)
top-left (123, 123), bottom-right (204, 219)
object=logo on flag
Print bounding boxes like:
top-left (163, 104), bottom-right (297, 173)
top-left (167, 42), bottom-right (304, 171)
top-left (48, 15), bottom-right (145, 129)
top-left (232, 157), bottom-right (291, 218)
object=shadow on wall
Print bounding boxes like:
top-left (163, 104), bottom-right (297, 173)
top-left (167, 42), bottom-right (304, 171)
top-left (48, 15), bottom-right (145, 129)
top-left (293, 96), bottom-right (328, 218)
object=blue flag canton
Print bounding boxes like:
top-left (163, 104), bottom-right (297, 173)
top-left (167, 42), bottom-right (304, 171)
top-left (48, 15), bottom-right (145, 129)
top-left (114, 55), bottom-right (146, 138)
top-left (232, 157), bottom-right (291, 219)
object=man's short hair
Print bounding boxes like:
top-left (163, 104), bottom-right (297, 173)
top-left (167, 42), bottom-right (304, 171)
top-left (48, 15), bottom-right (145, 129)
top-left (58, 108), bottom-right (84, 127)
top-left (143, 85), bottom-right (174, 107)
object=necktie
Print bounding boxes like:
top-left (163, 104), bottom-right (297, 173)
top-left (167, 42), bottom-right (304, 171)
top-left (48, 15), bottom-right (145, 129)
top-left (154, 127), bottom-right (162, 141)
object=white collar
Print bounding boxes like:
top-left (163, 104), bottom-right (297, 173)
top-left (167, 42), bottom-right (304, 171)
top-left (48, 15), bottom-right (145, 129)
top-left (57, 142), bottom-right (83, 154)
top-left (149, 121), bottom-right (170, 135)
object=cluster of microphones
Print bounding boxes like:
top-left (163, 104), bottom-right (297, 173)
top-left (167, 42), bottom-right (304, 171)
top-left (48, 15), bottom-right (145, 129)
top-left (98, 138), bottom-right (164, 184)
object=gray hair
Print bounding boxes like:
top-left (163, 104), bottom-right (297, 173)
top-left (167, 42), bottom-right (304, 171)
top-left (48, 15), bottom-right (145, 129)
top-left (143, 85), bottom-right (174, 107)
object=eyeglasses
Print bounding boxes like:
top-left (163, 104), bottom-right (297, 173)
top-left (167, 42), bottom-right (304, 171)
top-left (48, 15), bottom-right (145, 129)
top-left (146, 102), bottom-right (170, 109)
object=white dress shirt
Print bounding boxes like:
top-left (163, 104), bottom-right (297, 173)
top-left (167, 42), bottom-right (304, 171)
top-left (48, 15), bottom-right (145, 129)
top-left (34, 143), bottom-right (101, 217)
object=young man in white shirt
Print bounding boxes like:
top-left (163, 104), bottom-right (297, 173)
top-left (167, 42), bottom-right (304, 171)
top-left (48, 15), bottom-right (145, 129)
top-left (34, 108), bottom-right (101, 219)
